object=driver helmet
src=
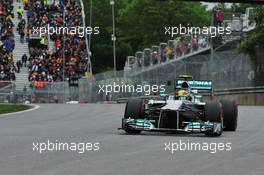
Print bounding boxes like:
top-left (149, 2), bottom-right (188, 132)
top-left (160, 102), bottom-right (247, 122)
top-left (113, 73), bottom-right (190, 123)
top-left (178, 89), bottom-right (188, 97)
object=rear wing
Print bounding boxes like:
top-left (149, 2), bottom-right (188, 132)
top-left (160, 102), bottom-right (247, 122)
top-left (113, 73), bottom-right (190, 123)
top-left (175, 80), bottom-right (213, 90)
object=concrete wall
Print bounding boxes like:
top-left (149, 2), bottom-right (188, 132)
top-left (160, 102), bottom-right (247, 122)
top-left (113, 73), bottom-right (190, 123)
top-left (204, 91), bottom-right (264, 106)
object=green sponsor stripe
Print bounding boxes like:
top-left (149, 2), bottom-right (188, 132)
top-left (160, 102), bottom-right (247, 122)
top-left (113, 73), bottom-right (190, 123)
top-left (176, 80), bottom-right (212, 90)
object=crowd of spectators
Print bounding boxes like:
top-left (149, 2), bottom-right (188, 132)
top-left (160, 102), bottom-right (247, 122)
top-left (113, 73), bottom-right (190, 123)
top-left (130, 34), bottom-right (208, 69)
top-left (0, 0), bottom-right (15, 81)
top-left (162, 35), bottom-right (208, 63)
top-left (25, 0), bottom-right (89, 88)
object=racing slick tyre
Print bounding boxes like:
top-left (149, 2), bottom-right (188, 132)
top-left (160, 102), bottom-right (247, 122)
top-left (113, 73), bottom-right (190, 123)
top-left (124, 99), bottom-right (145, 119)
top-left (124, 99), bottom-right (145, 134)
top-left (220, 100), bottom-right (238, 131)
top-left (124, 128), bottom-right (142, 134)
top-left (204, 101), bottom-right (223, 137)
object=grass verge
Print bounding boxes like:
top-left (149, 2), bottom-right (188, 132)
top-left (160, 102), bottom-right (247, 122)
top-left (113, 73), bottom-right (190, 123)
top-left (0, 104), bottom-right (32, 114)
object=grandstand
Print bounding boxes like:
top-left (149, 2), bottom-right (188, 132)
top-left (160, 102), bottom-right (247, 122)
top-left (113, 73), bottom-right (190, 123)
top-left (25, 0), bottom-right (92, 89)
top-left (0, 0), bottom-right (92, 93)
top-left (0, 0), bottom-right (15, 82)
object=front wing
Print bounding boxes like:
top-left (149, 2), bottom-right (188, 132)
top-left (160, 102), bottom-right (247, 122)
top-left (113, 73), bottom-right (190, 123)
top-left (119, 118), bottom-right (222, 134)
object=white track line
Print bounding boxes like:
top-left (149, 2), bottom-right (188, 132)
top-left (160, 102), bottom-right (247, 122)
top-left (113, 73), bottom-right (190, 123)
top-left (0, 104), bottom-right (40, 116)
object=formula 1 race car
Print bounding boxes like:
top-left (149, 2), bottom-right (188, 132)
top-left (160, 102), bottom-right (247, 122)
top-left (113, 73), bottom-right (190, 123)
top-left (119, 75), bottom-right (238, 136)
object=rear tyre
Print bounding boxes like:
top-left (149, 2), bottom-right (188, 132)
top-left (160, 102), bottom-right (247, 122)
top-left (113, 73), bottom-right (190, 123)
top-left (204, 101), bottom-right (223, 136)
top-left (123, 99), bottom-right (145, 134)
top-left (220, 100), bottom-right (238, 131)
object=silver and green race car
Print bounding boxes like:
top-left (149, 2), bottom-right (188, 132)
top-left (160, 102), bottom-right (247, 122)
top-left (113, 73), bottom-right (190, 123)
top-left (119, 76), bottom-right (238, 137)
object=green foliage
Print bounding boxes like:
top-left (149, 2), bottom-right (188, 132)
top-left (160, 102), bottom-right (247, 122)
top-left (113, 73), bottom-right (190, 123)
top-left (238, 30), bottom-right (264, 58)
top-left (236, 5), bottom-right (264, 58)
top-left (84, 0), bottom-right (210, 73)
top-left (118, 0), bottom-right (210, 49)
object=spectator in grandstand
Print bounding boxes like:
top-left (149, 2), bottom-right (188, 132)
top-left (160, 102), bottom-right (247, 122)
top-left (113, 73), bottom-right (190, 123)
top-left (21, 53), bottom-right (27, 67)
top-left (192, 35), bottom-right (198, 51)
top-left (198, 36), bottom-right (206, 49)
top-left (40, 37), bottom-right (48, 49)
top-left (174, 37), bottom-right (182, 58)
top-left (55, 37), bottom-right (62, 50)
top-left (10, 69), bottom-right (15, 80)
top-left (5, 38), bottom-right (14, 53)
top-left (137, 58), bottom-right (142, 67)
top-left (213, 7), bottom-right (218, 27)
top-left (178, 37), bottom-right (187, 56)
top-left (216, 8), bottom-right (225, 27)
top-left (17, 6), bottom-right (24, 19)
top-left (26, 6), bottom-right (32, 20)
top-left (165, 46), bottom-right (174, 59)
top-left (160, 46), bottom-right (167, 62)
top-left (16, 60), bottom-right (22, 73)
top-left (22, 0), bottom-right (29, 9)
top-left (43, 0), bottom-right (51, 7)
top-left (17, 18), bottom-right (26, 43)
top-left (151, 51), bottom-right (159, 64)
top-left (0, 71), bottom-right (4, 80)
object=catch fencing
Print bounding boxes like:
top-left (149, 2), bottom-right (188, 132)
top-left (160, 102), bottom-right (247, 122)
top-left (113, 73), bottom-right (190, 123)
top-left (92, 49), bottom-right (263, 101)
top-left (1, 49), bottom-right (263, 103)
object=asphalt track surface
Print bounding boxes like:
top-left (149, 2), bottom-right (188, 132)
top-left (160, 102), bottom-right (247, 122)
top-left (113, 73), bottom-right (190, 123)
top-left (0, 104), bottom-right (263, 175)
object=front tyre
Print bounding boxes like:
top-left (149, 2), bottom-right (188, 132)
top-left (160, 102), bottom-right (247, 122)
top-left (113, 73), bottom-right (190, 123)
top-left (220, 100), bottom-right (238, 131)
top-left (124, 99), bottom-right (145, 119)
top-left (204, 101), bottom-right (223, 137)
top-left (123, 99), bottom-right (145, 134)
top-left (124, 128), bottom-right (142, 134)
